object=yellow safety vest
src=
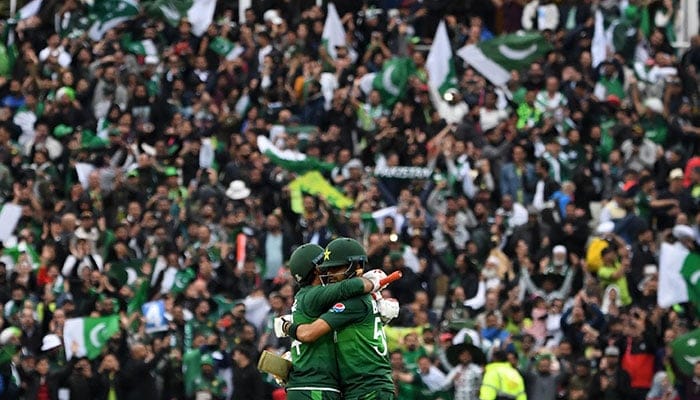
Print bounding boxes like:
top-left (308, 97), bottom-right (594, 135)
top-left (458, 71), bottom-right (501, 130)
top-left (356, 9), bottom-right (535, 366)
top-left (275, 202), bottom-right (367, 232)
top-left (479, 362), bottom-right (527, 400)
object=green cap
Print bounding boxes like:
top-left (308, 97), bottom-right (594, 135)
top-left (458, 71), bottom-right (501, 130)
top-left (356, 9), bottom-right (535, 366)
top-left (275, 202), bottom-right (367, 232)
top-left (200, 353), bottom-right (214, 366)
top-left (107, 265), bottom-right (129, 288)
top-left (108, 129), bottom-right (121, 136)
top-left (127, 169), bottom-right (139, 178)
top-left (319, 238), bottom-right (367, 269)
top-left (164, 167), bottom-right (178, 177)
top-left (53, 124), bottom-right (74, 138)
top-left (289, 243), bottom-right (324, 286)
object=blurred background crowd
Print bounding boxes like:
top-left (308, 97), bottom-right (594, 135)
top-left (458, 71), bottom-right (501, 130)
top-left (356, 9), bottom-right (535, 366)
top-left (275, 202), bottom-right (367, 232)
top-left (0, 0), bottom-right (699, 399)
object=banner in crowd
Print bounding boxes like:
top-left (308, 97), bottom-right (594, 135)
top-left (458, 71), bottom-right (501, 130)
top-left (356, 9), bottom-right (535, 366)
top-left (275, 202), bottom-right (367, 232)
top-left (457, 33), bottom-right (551, 86)
top-left (64, 315), bottom-right (120, 360)
top-left (143, 300), bottom-right (168, 334)
top-left (426, 21), bottom-right (458, 97)
top-left (672, 328), bottom-right (700, 376)
top-left (658, 241), bottom-right (697, 308)
top-left (373, 166), bottom-right (433, 180)
top-left (257, 135), bottom-right (335, 174)
top-left (288, 171), bottom-right (354, 213)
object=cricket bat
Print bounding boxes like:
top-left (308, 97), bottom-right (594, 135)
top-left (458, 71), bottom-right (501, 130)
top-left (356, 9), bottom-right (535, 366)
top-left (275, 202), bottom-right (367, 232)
top-left (258, 350), bottom-right (292, 382)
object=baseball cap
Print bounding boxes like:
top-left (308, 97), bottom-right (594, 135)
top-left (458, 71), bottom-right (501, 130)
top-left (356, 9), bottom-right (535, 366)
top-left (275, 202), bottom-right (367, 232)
top-left (200, 354), bottom-right (214, 366)
top-left (669, 168), bottom-right (684, 180)
top-left (604, 346), bottom-right (620, 357)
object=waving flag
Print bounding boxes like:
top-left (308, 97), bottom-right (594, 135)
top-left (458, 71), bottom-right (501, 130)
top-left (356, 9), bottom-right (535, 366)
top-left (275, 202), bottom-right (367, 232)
top-left (142, 0), bottom-right (216, 36)
top-left (457, 33), bottom-right (551, 86)
top-left (87, 0), bottom-right (139, 40)
top-left (209, 36), bottom-right (245, 60)
top-left (372, 57), bottom-right (416, 106)
top-left (658, 242), bottom-right (699, 308)
top-left (426, 21), bottom-right (458, 96)
top-left (257, 135), bottom-right (335, 174)
top-left (681, 252), bottom-right (700, 311)
top-left (288, 171), bottom-right (354, 213)
top-left (322, 3), bottom-right (356, 61)
top-left (672, 328), bottom-right (700, 376)
top-left (64, 315), bottom-right (120, 360)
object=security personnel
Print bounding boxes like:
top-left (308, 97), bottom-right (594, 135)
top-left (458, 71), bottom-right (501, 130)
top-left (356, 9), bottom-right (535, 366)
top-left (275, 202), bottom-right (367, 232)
top-left (479, 350), bottom-right (526, 400)
top-left (193, 354), bottom-right (226, 400)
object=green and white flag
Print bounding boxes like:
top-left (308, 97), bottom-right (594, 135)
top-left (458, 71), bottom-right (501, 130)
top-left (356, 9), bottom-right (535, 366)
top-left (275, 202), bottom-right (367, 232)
top-left (322, 2), bottom-right (350, 60)
top-left (142, 0), bottom-right (216, 36)
top-left (658, 242), bottom-right (700, 308)
top-left (209, 36), bottom-right (245, 60)
top-left (681, 251), bottom-right (700, 311)
top-left (63, 315), bottom-right (120, 360)
top-left (372, 57), bottom-right (416, 107)
top-left (15, 0), bottom-right (42, 20)
top-left (124, 38), bottom-right (158, 56)
top-left (87, 0), bottom-right (139, 41)
top-left (672, 328), bottom-right (700, 376)
top-left (288, 171), bottom-right (354, 213)
top-left (457, 33), bottom-right (552, 86)
top-left (426, 21), bottom-right (458, 96)
top-left (257, 135), bottom-right (335, 174)
top-left (591, 7), bottom-right (641, 67)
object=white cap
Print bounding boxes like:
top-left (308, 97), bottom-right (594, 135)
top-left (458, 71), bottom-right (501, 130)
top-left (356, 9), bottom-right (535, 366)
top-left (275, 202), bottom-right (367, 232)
top-left (263, 9), bottom-right (279, 22)
top-left (485, 256), bottom-right (501, 266)
top-left (41, 334), bottom-right (62, 351)
top-left (596, 221), bottom-right (615, 235)
top-left (644, 97), bottom-right (664, 114)
top-left (346, 159), bottom-right (363, 169)
top-left (144, 55), bottom-right (159, 65)
top-left (553, 245), bottom-right (567, 254)
top-left (673, 225), bottom-right (696, 241)
top-left (643, 264), bottom-right (658, 276)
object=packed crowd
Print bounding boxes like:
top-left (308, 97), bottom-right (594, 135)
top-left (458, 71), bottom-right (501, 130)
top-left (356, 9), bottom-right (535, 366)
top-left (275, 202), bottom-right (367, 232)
top-left (0, 0), bottom-right (699, 399)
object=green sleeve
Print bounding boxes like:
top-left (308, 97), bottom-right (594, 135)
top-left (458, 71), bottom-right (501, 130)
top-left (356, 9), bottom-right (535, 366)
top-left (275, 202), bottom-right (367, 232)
top-left (306, 278), bottom-right (366, 316)
top-left (319, 297), bottom-right (367, 331)
top-left (597, 266), bottom-right (613, 280)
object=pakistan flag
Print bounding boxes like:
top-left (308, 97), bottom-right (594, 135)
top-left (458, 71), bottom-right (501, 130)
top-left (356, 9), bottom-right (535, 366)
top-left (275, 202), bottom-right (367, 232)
top-left (457, 32), bottom-right (551, 86)
top-left (672, 328), bottom-right (700, 376)
top-left (372, 57), bottom-right (416, 107)
top-left (426, 21), bottom-right (458, 96)
top-left (87, 0), bottom-right (139, 41)
top-left (63, 315), bottom-right (120, 360)
top-left (141, 0), bottom-right (216, 36)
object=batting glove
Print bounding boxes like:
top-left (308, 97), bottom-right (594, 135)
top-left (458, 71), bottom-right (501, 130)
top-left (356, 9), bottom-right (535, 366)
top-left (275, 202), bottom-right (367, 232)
top-left (363, 269), bottom-right (388, 292)
top-left (274, 314), bottom-right (292, 338)
top-left (377, 297), bottom-right (399, 324)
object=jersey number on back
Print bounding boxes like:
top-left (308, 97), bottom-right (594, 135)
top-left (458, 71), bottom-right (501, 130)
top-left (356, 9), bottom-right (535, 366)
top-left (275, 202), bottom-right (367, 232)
top-left (372, 317), bottom-right (388, 356)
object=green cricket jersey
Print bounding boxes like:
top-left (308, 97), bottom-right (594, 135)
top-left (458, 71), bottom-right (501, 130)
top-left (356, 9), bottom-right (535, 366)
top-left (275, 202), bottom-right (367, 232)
top-left (287, 278), bottom-right (367, 394)
top-left (321, 295), bottom-right (395, 399)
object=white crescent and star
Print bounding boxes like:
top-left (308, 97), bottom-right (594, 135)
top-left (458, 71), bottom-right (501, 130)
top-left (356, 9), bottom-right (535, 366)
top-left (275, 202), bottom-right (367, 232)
top-left (382, 65), bottom-right (400, 97)
top-left (497, 44), bottom-right (537, 60)
top-left (89, 322), bottom-right (107, 348)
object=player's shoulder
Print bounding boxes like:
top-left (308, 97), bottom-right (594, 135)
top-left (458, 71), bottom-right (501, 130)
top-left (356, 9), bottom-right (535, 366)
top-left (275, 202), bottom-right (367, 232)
top-left (328, 294), bottom-right (370, 313)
